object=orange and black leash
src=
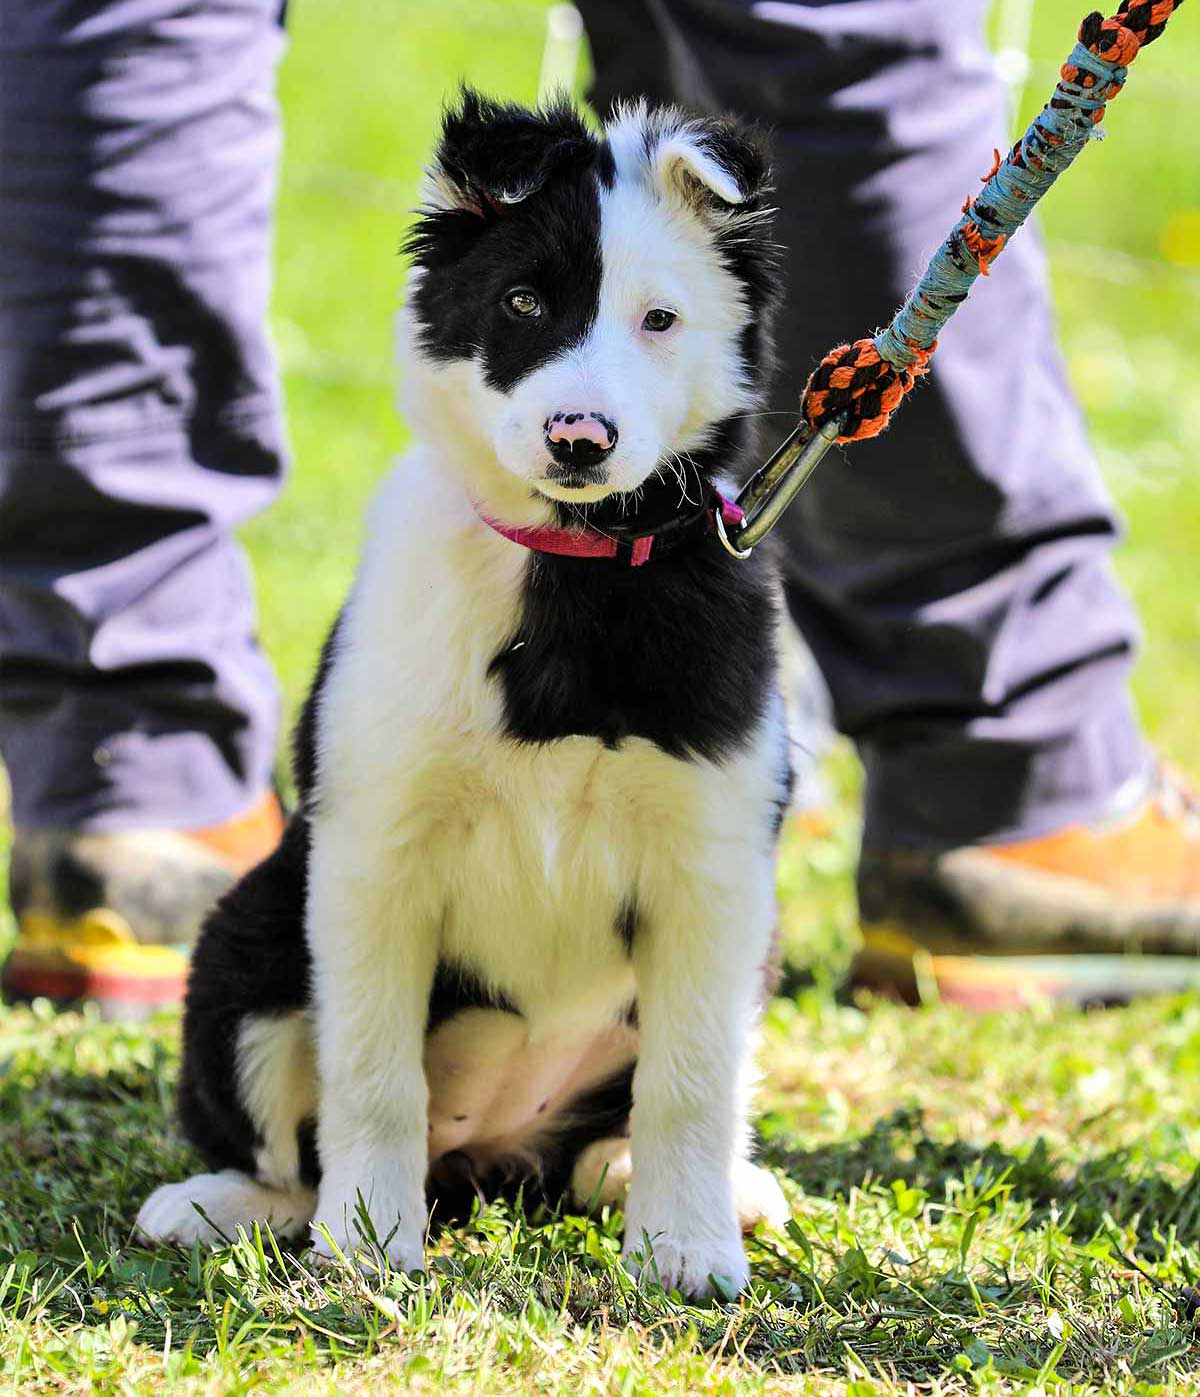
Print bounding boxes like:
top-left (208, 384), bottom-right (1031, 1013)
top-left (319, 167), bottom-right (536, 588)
top-left (723, 0), bottom-right (1186, 558)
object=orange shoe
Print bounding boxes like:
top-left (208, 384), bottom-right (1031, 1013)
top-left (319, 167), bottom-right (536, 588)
top-left (853, 765), bottom-right (1200, 1008)
top-left (2, 791), bottom-right (284, 1018)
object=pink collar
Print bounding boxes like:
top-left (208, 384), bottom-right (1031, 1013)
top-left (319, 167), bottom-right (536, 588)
top-left (474, 490), bottom-right (745, 568)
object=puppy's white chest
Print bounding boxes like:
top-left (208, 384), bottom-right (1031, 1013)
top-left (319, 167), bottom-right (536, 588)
top-left (438, 735), bottom-right (678, 999)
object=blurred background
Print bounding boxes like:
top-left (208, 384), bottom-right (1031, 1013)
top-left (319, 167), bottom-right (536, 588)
top-left (1, 0), bottom-right (1197, 970)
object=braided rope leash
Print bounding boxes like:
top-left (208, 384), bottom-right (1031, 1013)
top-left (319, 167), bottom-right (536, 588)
top-left (799, 0), bottom-right (1185, 444)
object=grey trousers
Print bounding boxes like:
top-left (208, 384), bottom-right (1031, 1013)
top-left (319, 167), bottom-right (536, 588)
top-left (0, 0), bottom-right (287, 833)
top-left (0, 0), bottom-right (1149, 850)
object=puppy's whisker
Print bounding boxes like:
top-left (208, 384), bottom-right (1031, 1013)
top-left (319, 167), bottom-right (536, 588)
top-left (666, 452), bottom-right (701, 508)
top-left (723, 410), bottom-right (805, 422)
top-left (566, 501), bottom-right (622, 544)
top-left (655, 453), bottom-right (695, 510)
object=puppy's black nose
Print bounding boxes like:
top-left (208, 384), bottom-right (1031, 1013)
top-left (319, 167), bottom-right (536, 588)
top-left (544, 411), bottom-right (618, 470)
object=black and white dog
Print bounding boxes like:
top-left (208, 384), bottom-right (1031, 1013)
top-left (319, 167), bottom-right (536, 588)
top-left (137, 92), bottom-right (792, 1299)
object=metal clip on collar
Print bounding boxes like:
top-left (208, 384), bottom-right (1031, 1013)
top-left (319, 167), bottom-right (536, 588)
top-left (717, 413), bottom-right (845, 559)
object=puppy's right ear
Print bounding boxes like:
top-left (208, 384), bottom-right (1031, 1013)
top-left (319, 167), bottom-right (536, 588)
top-left (425, 87), bottom-right (594, 215)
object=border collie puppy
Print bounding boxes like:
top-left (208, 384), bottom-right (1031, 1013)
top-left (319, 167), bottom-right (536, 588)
top-left (137, 91), bottom-right (791, 1299)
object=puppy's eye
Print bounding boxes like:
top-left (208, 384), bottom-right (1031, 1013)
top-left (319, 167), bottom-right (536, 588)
top-left (505, 289), bottom-right (541, 318)
top-left (642, 308), bottom-right (677, 332)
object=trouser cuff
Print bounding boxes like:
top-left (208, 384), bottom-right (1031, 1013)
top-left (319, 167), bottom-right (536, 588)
top-left (860, 693), bottom-right (1152, 852)
top-left (2, 701), bottom-right (275, 834)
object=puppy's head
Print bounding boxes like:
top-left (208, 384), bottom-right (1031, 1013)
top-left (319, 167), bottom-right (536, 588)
top-left (402, 90), bottom-right (776, 515)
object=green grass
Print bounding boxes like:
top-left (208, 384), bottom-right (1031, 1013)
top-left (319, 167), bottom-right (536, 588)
top-left (3, 1), bottom-right (1200, 1392)
top-left (5, 987), bottom-right (1200, 1393)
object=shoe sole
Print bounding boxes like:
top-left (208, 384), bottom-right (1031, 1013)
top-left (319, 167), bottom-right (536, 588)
top-left (854, 924), bottom-right (1200, 1009)
top-left (2, 951), bottom-right (188, 1021)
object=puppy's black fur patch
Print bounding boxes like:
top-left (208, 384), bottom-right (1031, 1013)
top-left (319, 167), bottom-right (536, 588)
top-left (178, 814), bottom-right (312, 1179)
top-left (487, 532), bottom-right (776, 760)
top-left (406, 94), bottom-right (607, 395)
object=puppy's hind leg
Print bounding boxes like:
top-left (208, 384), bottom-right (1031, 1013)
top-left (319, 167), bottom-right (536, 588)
top-left (570, 1136), bottom-right (633, 1211)
top-left (570, 1139), bottom-right (787, 1233)
top-left (732, 1158), bottom-right (788, 1232)
top-left (139, 818), bottom-right (319, 1248)
top-left (138, 1005), bottom-right (320, 1246)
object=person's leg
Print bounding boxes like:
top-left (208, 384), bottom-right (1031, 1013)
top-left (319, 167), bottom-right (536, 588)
top-left (588, 0), bottom-right (1146, 849)
top-left (0, 0), bottom-right (288, 1008)
top-left (582, 0), bottom-right (1200, 1000)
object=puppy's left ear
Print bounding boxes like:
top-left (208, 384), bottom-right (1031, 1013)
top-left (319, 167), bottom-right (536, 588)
top-left (426, 87), bottom-right (595, 215)
top-left (653, 117), bottom-right (770, 214)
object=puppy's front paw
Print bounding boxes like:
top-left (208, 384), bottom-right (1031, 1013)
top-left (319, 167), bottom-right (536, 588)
top-left (622, 1221), bottom-right (749, 1300)
top-left (310, 1220), bottom-right (425, 1275)
top-left (309, 1191), bottom-right (425, 1276)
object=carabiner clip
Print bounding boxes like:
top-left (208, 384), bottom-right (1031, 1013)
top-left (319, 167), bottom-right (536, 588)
top-left (725, 413), bottom-right (845, 556)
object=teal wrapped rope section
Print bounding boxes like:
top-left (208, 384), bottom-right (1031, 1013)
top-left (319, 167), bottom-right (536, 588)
top-left (798, 2), bottom-right (1185, 445)
top-left (874, 43), bottom-right (1127, 371)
